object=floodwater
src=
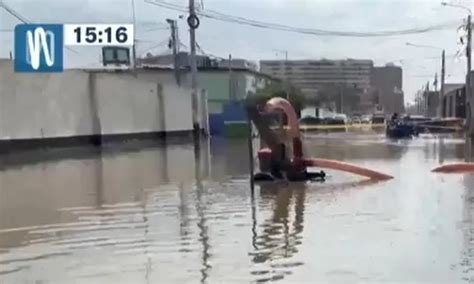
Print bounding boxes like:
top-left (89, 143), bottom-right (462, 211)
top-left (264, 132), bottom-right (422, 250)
top-left (1, 132), bottom-right (474, 283)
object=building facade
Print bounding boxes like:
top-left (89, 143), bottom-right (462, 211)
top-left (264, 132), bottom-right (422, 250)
top-left (443, 84), bottom-right (465, 118)
top-left (217, 59), bottom-right (258, 71)
top-left (425, 90), bottom-right (440, 118)
top-left (138, 52), bottom-right (217, 69)
top-left (370, 64), bottom-right (404, 114)
top-left (260, 59), bottom-right (373, 98)
top-left (137, 64), bottom-right (278, 136)
top-left (260, 59), bottom-right (405, 115)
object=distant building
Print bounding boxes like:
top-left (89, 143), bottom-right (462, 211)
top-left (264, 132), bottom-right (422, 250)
top-left (370, 64), bottom-right (404, 114)
top-left (425, 90), bottom-right (439, 118)
top-left (218, 58), bottom-right (258, 71)
top-left (443, 83), bottom-right (465, 118)
top-left (139, 52), bottom-right (257, 71)
top-left (138, 52), bottom-right (217, 68)
top-left (260, 59), bottom-right (373, 98)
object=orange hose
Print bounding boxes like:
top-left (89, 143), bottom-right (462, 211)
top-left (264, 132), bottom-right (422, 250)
top-left (264, 97), bottom-right (300, 138)
top-left (262, 98), bottom-right (393, 181)
top-left (431, 163), bottom-right (474, 173)
top-left (304, 158), bottom-right (394, 181)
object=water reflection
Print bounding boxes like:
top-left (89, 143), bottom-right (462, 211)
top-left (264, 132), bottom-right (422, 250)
top-left (194, 140), bottom-right (212, 284)
top-left (250, 183), bottom-right (306, 282)
top-left (210, 137), bottom-right (253, 180)
top-left (2, 132), bottom-right (474, 283)
top-left (303, 133), bottom-right (407, 161)
top-left (256, 184), bottom-right (305, 261)
top-left (461, 174), bottom-right (474, 283)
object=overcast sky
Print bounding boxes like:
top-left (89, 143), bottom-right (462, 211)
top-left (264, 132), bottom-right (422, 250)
top-left (1, 0), bottom-right (473, 103)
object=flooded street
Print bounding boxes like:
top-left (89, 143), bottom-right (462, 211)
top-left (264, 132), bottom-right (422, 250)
top-left (1, 132), bottom-right (474, 283)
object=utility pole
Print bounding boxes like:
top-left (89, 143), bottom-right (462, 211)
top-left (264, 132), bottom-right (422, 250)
top-left (131, 0), bottom-right (137, 69)
top-left (425, 81), bottom-right (429, 116)
top-left (339, 85), bottom-right (344, 114)
top-left (284, 51), bottom-right (289, 101)
top-left (467, 15), bottom-right (473, 137)
top-left (188, 0), bottom-right (201, 140)
top-left (167, 19), bottom-right (180, 85)
top-left (416, 91), bottom-right (420, 114)
top-left (228, 54), bottom-right (233, 100)
top-left (440, 49), bottom-right (445, 118)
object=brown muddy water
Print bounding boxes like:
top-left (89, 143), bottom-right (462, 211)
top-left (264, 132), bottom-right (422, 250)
top-left (1, 132), bottom-right (474, 283)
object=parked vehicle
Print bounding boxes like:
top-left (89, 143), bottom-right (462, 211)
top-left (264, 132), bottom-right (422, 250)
top-left (361, 115), bottom-right (371, 124)
top-left (333, 114), bottom-right (349, 124)
top-left (371, 114), bottom-right (385, 124)
top-left (351, 116), bottom-right (362, 124)
top-left (299, 116), bottom-right (323, 125)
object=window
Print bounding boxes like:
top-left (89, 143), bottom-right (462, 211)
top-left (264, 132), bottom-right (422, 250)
top-left (102, 46), bottom-right (131, 66)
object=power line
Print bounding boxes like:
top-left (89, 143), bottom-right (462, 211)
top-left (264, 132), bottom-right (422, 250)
top-left (178, 40), bottom-right (188, 49)
top-left (0, 0), bottom-right (79, 54)
top-left (144, 0), bottom-right (460, 37)
top-left (195, 41), bottom-right (225, 60)
top-left (136, 38), bottom-right (166, 43)
top-left (0, 0), bottom-right (28, 23)
top-left (139, 39), bottom-right (170, 57)
top-left (142, 26), bottom-right (170, 33)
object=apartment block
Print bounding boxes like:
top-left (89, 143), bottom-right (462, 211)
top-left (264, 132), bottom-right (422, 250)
top-left (260, 59), bottom-right (373, 97)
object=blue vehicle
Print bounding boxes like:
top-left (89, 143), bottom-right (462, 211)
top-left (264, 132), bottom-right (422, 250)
top-left (386, 114), bottom-right (419, 139)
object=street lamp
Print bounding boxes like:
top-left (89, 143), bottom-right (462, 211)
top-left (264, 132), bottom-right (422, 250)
top-left (441, 2), bottom-right (472, 15)
top-left (406, 41), bottom-right (446, 117)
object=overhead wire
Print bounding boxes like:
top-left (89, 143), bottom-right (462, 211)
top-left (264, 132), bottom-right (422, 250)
top-left (0, 0), bottom-right (79, 54)
top-left (195, 41), bottom-right (225, 60)
top-left (144, 0), bottom-right (460, 37)
top-left (139, 38), bottom-right (170, 57)
top-left (144, 0), bottom-right (466, 97)
top-left (141, 26), bottom-right (170, 33)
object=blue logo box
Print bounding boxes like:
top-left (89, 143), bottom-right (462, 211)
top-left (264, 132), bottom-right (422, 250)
top-left (14, 24), bottom-right (64, 73)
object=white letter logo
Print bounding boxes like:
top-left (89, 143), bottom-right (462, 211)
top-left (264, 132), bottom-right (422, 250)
top-left (25, 27), bottom-right (55, 70)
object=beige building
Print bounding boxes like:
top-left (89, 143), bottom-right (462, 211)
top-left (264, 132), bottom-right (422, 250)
top-left (260, 59), bottom-right (374, 97)
top-left (260, 59), bottom-right (404, 115)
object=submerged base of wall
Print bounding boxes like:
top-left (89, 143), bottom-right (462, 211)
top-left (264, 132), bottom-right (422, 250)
top-left (0, 130), bottom-right (194, 154)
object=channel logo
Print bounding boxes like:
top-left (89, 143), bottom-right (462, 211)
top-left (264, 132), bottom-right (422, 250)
top-left (14, 24), bottom-right (64, 73)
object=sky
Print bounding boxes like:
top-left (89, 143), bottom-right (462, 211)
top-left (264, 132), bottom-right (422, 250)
top-left (1, 0), bottom-right (473, 103)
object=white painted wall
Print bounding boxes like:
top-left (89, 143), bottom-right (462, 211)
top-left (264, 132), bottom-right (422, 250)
top-left (94, 73), bottom-right (162, 135)
top-left (161, 84), bottom-right (193, 132)
top-left (0, 61), bottom-right (93, 139)
top-left (136, 70), bottom-right (207, 130)
top-left (0, 60), bottom-right (196, 141)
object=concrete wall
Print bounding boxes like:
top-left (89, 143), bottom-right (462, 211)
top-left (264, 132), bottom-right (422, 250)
top-left (94, 73), bottom-right (193, 134)
top-left (0, 60), bottom-right (199, 141)
top-left (0, 65), bottom-right (93, 139)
